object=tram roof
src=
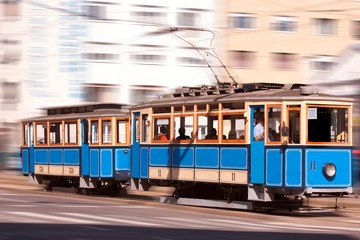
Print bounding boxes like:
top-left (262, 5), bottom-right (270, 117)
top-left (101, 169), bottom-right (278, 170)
top-left (22, 103), bottom-right (130, 122)
top-left (131, 83), bottom-right (354, 109)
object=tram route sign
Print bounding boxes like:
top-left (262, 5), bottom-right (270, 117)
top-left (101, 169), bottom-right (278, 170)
top-left (308, 108), bottom-right (317, 120)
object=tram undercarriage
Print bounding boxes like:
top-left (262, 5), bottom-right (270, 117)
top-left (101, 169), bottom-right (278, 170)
top-left (29, 174), bottom-right (127, 196)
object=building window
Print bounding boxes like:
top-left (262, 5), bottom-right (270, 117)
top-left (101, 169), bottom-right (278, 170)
top-left (130, 54), bottom-right (166, 64)
top-left (177, 11), bottom-right (198, 27)
top-left (271, 16), bottom-right (297, 32)
top-left (352, 21), bottom-right (360, 39)
top-left (83, 53), bottom-right (118, 61)
top-left (229, 13), bottom-right (255, 29)
top-left (314, 18), bottom-right (337, 35)
top-left (229, 50), bottom-right (255, 68)
top-left (85, 5), bottom-right (106, 20)
top-left (272, 53), bottom-right (297, 70)
top-left (131, 11), bottom-right (167, 25)
top-left (309, 55), bottom-right (336, 71)
top-left (1, 82), bottom-right (19, 103)
top-left (2, 0), bottom-right (20, 17)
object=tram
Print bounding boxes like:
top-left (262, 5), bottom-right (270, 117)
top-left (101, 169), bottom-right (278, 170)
top-left (20, 83), bottom-right (356, 210)
top-left (130, 83), bottom-right (355, 209)
top-left (20, 103), bottom-right (131, 195)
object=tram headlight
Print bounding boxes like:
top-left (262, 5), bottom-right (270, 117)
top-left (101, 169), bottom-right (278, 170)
top-left (323, 163), bottom-right (336, 178)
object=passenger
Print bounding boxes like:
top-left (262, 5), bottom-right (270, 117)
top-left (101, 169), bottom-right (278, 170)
top-left (228, 130), bottom-right (237, 139)
top-left (205, 128), bottom-right (218, 139)
top-left (254, 116), bottom-right (264, 141)
top-left (155, 125), bottom-right (168, 141)
top-left (176, 127), bottom-right (191, 140)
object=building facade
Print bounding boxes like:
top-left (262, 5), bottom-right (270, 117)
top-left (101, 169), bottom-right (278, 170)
top-left (216, 0), bottom-right (360, 84)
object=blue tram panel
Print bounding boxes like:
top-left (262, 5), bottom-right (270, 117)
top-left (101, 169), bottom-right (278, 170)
top-left (305, 149), bottom-right (352, 187)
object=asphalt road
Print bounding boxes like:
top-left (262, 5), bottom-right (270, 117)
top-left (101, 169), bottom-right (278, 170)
top-left (1, 172), bottom-right (360, 240)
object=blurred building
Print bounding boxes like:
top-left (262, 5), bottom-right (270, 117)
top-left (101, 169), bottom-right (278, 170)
top-left (216, 0), bottom-right (360, 85)
top-left (81, 0), bottom-right (216, 103)
top-left (0, 0), bottom-right (23, 168)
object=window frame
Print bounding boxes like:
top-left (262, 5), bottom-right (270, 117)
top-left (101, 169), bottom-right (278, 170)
top-left (151, 115), bottom-right (171, 143)
top-left (34, 121), bottom-right (48, 146)
top-left (89, 118), bottom-right (100, 145)
top-left (306, 104), bottom-right (351, 145)
top-left (115, 117), bottom-right (128, 146)
top-left (22, 123), bottom-right (29, 147)
top-left (221, 111), bottom-right (247, 144)
top-left (64, 120), bottom-right (78, 145)
top-left (266, 105), bottom-right (283, 145)
top-left (173, 113), bottom-right (194, 143)
top-left (101, 118), bottom-right (113, 145)
top-left (196, 112), bottom-right (219, 143)
top-left (49, 121), bottom-right (64, 146)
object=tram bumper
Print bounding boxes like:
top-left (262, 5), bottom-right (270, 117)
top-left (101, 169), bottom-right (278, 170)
top-left (305, 187), bottom-right (353, 196)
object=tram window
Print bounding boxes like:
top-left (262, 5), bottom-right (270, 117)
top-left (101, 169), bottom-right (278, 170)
top-left (49, 122), bottom-right (63, 144)
top-left (222, 102), bottom-right (245, 110)
top-left (117, 120), bottom-right (126, 144)
top-left (65, 121), bottom-right (77, 144)
top-left (197, 105), bottom-right (206, 112)
top-left (222, 114), bottom-right (245, 141)
top-left (288, 109), bottom-right (300, 144)
top-left (35, 123), bottom-right (47, 145)
top-left (267, 106), bottom-right (281, 143)
top-left (22, 124), bottom-right (28, 146)
top-left (102, 120), bottom-right (111, 144)
top-left (141, 114), bottom-right (149, 142)
top-left (174, 106), bottom-right (183, 113)
top-left (197, 115), bottom-right (218, 140)
top-left (153, 117), bottom-right (170, 141)
top-left (174, 115), bottom-right (193, 140)
top-left (307, 106), bottom-right (349, 143)
top-left (153, 107), bottom-right (171, 114)
top-left (184, 105), bottom-right (194, 112)
top-left (209, 104), bottom-right (219, 111)
top-left (90, 120), bottom-right (99, 144)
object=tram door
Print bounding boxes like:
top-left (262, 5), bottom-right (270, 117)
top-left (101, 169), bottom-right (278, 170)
top-left (29, 123), bottom-right (34, 174)
top-left (250, 105), bottom-right (265, 184)
top-left (131, 112), bottom-right (141, 178)
top-left (80, 119), bottom-right (90, 176)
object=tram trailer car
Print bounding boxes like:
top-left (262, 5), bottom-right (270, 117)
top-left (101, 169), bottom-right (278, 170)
top-left (129, 83), bottom-right (355, 209)
top-left (21, 103), bottom-right (132, 195)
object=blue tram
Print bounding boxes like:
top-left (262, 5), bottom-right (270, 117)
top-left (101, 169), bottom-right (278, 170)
top-left (129, 83), bottom-right (355, 208)
top-left (21, 103), bottom-right (131, 195)
top-left (20, 83), bottom-right (356, 209)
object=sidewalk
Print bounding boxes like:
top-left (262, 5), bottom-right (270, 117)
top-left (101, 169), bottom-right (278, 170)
top-left (1, 170), bottom-right (359, 209)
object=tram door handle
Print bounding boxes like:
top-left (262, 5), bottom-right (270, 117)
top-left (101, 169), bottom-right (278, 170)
top-left (310, 161), bottom-right (316, 170)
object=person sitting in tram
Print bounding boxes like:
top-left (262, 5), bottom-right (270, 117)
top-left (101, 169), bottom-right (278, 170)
top-left (176, 127), bottom-right (191, 140)
top-left (205, 128), bottom-right (218, 139)
top-left (155, 125), bottom-right (168, 141)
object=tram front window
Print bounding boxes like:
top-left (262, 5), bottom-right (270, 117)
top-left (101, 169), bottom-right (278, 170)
top-left (307, 106), bottom-right (349, 143)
